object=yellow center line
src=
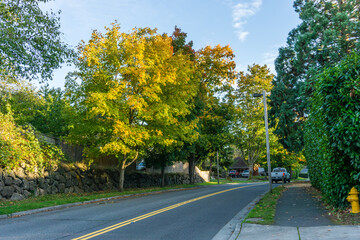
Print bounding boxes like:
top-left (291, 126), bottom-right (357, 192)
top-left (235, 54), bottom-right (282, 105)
top-left (72, 183), bottom-right (265, 240)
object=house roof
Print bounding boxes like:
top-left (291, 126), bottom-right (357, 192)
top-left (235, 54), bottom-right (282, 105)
top-left (230, 157), bottom-right (248, 169)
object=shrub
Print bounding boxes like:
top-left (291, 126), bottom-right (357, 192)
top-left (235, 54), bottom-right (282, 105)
top-left (0, 111), bottom-right (66, 171)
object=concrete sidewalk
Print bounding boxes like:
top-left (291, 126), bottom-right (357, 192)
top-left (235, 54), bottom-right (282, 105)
top-left (238, 223), bottom-right (360, 240)
top-left (234, 183), bottom-right (360, 239)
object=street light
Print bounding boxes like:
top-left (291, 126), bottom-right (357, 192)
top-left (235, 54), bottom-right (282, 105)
top-left (253, 90), bottom-right (272, 193)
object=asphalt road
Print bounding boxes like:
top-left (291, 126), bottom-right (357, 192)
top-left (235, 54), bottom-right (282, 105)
top-left (0, 183), bottom-right (268, 240)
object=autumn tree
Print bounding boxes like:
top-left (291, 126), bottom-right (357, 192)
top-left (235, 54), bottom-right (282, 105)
top-left (0, 0), bottom-right (73, 82)
top-left (66, 24), bottom-right (198, 191)
top-left (200, 98), bottom-right (235, 179)
top-left (142, 26), bottom-right (197, 186)
top-left (232, 64), bottom-right (273, 179)
top-left (183, 44), bottom-right (236, 183)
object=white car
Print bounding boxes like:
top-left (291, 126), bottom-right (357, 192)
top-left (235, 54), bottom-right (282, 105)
top-left (241, 170), bottom-right (249, 178)
top-left (271, 168), bottom-right (290, 183)
top-left (258, 168), bottom-right (266, 176)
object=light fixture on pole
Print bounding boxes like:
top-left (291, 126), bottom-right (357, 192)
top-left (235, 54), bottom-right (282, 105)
top-left (253, 90), bottom-right (272, 193)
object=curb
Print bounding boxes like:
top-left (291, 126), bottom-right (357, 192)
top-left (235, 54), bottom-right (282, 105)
top-left (0, 187), bottom-right (197, 220)
top-left (228, 191), bottom-right (267, 240)
top-left (229, 223), bottom-right (242, 240)
top-left (211, 186), bottom-right (269, 240)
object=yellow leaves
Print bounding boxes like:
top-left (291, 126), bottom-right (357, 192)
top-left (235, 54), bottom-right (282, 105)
top-left (196, 44), bottom-right (236, 92)
top-left (71, 23), bottom-right (200, 162)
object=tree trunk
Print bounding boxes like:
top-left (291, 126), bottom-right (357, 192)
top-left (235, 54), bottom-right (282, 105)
top-left (118, 167), bottom-right (125, 192)
top-left (118, 159), bottom-right (126, 192)
top-left (189, 154), bottom-right (196, 184)
top-left (209, 156), bottom-right (213, 182)
top-left (161, 164), bottom-right (165, 187)
top-left (289, 165), bottom-right (292, 179)
top-left (249, 163), bottom-right (253, 180)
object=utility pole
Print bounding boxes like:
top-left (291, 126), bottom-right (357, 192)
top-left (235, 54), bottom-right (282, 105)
top-left (253, 91), bottom-right (272, 192)
top-left (217, 151), bottom-right (220, 184)
top-left (263, 90), bottom-right (272, 193)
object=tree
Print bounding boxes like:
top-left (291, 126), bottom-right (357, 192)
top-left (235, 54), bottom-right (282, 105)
top-left (143, 144), bottom-right (180, 187)
top-left (0, 79), bottom-right (43, 125)
top-left (200, 98), bottom-right (235, 180)
top-left (232, 64), bottom-right (273, 179)
top-left (182, 44), bottom-right (236, 183)
top-left (165, 27), bottom-right (237, 183)
top-left (66, 24), bottom-right (198, 191)
top-left (171, 26), bottom-right (195, 60)
top-left (0, 0), bottom-right (73, 82)
top-left (258, 129), bottom-right (305, 177)
top-left (142, 26), bottom-right (197, 187)
top-left (30, 85), bottom-right (72, 138)
top-left (269, 0), bottom-right (360, 152)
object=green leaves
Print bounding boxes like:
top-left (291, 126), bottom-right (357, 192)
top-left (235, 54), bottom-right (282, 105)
top-left (270, 0), bottom-right (360, 153)
top-left (306, 52), bottom-right (360, 208)
top-left (0, 0), bottom-right (74, 82)
top-left (232, 64), bottom-right (275, 176)
top-left (66, 24), bottom-right (199, 169)
top-left (0, 111), bottom-right (65, 170)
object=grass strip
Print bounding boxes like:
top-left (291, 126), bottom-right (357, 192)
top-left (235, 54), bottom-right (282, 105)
top-left (243, 186), bottom-right (285, 225)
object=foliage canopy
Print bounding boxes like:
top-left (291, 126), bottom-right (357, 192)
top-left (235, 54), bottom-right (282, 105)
top-left (0, 0), bottom-right (73, 82)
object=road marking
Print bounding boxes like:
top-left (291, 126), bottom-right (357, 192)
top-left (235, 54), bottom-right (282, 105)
top-left (72, 183), bottom-right (265, 240)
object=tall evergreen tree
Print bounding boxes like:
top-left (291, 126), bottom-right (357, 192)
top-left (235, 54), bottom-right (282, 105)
top-left (269, 0), bottom-right (360, 152)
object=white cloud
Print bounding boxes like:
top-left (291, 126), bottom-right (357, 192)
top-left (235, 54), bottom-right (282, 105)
top-left (262, 52), bottom-right (278, 73)
top-left (232, 0), bottom-right (262, 42)
top-left (237, 31), bottom-right (249, 41)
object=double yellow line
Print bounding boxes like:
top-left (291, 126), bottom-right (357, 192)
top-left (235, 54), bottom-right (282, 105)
top-left (73, 184), bottom-right (261, 240)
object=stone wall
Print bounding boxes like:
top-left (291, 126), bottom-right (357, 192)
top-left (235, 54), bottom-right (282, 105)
top-left (0, 165), bottom-right (204, 201)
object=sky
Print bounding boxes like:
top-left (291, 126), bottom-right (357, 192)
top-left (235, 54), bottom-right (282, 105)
top-left (40, 0), bottom-right (301, 89)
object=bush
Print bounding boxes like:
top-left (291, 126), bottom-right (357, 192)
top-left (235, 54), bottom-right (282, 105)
top-left (0, 111), bottom-right (66, 171)
top-left (305, 52), bottom-right (360, 208)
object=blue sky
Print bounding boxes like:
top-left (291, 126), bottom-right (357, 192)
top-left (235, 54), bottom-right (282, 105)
top-left (41, 0), bottom-right (301, 89)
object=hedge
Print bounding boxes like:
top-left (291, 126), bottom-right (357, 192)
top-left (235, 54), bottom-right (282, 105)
top-left (305, 52), bottom-right (360, 208)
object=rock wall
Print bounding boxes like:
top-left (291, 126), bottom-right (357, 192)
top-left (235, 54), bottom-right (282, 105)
top-left (0, 166), bottom-right (204, 201)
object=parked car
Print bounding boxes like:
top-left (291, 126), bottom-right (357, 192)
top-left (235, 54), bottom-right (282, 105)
top-left (241, 170), bottom-right (249, 178)
top-left (258, 168), bottom-right (266, 176)
top-left (228, 170), bottom-right (237, 178)
top-left (271, 167), bottom-right (290, 183)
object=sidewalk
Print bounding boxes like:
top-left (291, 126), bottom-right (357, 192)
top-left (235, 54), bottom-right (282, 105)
top-left (236, 183), bottom-right (360, 240)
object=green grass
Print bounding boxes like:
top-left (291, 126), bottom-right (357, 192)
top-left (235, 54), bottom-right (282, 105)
top-left (243, 186), bottom-right (285, 225)
top-left (292, 177), bottom-right (310, 182)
